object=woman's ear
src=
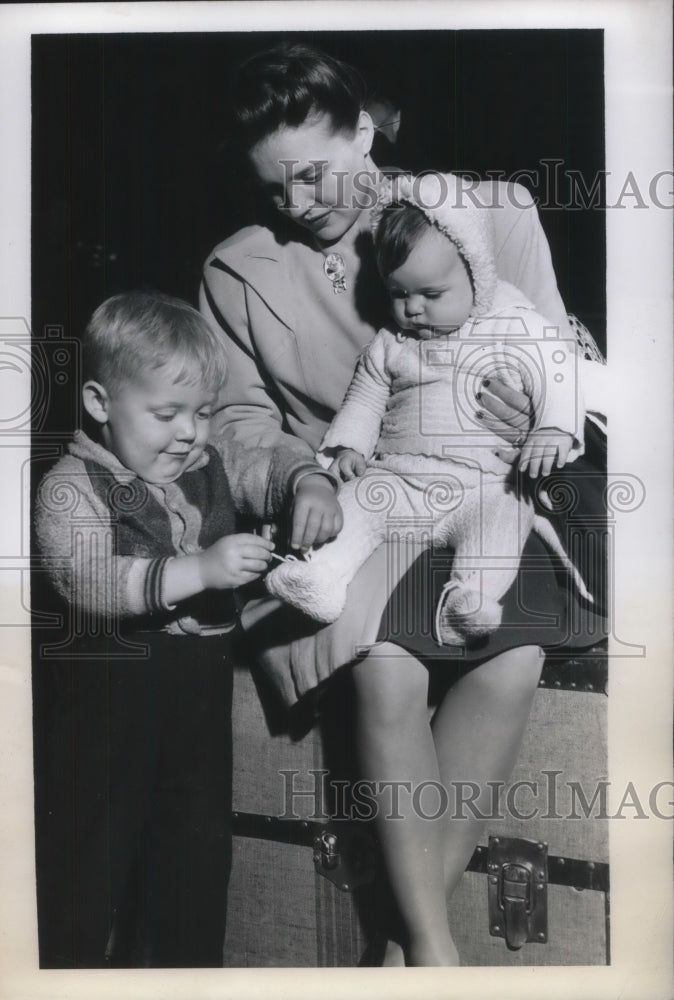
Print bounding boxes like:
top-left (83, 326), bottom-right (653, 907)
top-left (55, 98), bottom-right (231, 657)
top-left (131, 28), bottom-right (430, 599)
top-left (365, 98), bottom-right (401, 145)
top-left (356, 109), bottom-right (376, 157)
top-left (82, 380), bottom-right (110, 425)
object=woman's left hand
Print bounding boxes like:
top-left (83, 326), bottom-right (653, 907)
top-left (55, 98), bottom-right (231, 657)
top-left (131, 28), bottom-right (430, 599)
top-left (477, 378), bottom-right (532, 439)
top-left (290, 476), bottom-right (344, 551)
top-left (476, 377), bottom-right (533, 464)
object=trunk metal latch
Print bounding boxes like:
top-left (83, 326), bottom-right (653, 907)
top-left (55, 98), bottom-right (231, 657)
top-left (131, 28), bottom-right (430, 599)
top-left (313, 825), bottom-right (376, 892)
top-left (487, 835), bottom-right (548, 949)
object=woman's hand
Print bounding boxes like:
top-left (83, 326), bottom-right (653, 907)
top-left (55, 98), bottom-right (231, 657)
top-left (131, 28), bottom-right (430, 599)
top-left (328, 448), bottom-right (367, 481)
top-left (476, 377), bottom-right (534, 464)
top-left (477, 378), bottom-right (532, 438)
top-left (519, 428), bottom-right (574, 478)
top-left (290, 476), bottom-right (344, 551)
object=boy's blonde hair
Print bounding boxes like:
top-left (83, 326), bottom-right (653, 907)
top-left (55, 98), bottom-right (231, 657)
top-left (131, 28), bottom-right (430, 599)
top-left (83, 291), bottom-right (228, 395)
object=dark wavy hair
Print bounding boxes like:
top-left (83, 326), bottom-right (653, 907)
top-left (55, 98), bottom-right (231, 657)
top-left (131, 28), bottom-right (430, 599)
top-left (231, 42), bottom-right (367, 150)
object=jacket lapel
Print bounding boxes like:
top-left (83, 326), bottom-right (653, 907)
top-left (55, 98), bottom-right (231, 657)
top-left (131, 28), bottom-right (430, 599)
top-left (209, 230), bottom-right (297, 333)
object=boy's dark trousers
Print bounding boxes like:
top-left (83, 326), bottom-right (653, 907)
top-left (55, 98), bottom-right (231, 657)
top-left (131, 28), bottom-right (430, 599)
top-left (32, 628), bottom-right (233, 968)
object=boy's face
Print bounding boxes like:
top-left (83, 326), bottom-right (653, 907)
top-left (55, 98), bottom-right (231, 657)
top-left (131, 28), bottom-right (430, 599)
top-left (386, 227), bottom-right (474, 339)
top-left (99, 365), bottom-right (216, 484)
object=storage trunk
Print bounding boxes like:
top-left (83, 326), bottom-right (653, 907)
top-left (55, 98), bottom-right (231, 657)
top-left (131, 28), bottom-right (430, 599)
top-left (224, 647), bottom-right (608, 967)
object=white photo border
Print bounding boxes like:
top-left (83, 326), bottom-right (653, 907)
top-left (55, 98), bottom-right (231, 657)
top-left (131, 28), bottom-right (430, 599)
top-left (1, 2), bottom-right (672, 999)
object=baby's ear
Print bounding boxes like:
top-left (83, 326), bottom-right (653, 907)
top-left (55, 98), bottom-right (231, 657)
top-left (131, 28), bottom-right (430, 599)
top-left (82, 380), bottom-right (110, 425)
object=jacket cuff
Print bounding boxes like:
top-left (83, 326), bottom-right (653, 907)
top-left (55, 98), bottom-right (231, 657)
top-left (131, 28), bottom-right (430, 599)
top-left (290, 465), bottom-right (340, 495)
top-left (145, 556), bottom-right (176, 613)
top-left (319, 411), bottom-right (379, 465)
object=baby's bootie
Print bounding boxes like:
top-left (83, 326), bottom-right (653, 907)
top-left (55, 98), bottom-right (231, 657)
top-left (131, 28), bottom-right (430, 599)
top-left (435, 581), bottom-right (503, 645)
top-left (265, 555), bottom-right (348, 624)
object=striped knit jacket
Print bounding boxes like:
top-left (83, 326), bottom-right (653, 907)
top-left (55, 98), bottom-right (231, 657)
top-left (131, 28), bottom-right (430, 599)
top-left (35, 429), bottom-right (324, 635)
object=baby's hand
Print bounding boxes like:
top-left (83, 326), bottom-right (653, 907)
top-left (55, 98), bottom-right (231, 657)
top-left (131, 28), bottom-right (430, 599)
top-left (198, 533), bottom-right (275, 590)
top-left (519, 428), bottom-right (575, 478)
top-left (290, 475), bottom-right (343, 551)
top-left (328, 448), bottom-right (367, 481)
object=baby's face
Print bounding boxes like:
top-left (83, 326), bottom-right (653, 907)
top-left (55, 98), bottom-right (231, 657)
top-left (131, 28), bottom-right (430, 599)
top-left (100, 364), bottom-right (216, 484)
top-left (386, 227), bottom-right (474, 339)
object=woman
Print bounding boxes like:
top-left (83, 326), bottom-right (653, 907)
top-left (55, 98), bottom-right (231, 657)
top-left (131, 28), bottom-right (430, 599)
top-left (200, 43), bottom-right (607, 966)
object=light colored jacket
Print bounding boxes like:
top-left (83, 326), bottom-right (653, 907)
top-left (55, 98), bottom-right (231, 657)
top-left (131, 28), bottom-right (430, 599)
top-left (200, 181), bottom-right (572, 463)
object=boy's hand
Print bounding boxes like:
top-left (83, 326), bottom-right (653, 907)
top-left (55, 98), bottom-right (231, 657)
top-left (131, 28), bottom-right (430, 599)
top-left (519, 427), bottom-right (575, 478)
top-left (290, 476), bottom-right (343, 551)
top-left (198, 533), bottom-right (275, 590)
top-left (328, 448), bottom-right (367, 481)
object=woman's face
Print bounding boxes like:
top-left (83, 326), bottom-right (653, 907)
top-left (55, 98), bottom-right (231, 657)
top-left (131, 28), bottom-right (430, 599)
top-left (249, 111), bottom-right (375, 243)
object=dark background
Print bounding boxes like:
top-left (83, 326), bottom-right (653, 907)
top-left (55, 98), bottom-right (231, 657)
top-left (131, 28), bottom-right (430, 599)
top-left (32, 31), bottom-right (605, 442)
top-left (29, 30), bottom-right (606, 967)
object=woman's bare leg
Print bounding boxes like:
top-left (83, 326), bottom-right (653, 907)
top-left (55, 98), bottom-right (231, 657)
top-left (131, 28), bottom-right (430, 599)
top-left (431, 646), bottom-right (543, 898)
top-left (352, 643), bottom-right (457, 967)
top-left (353, 643), bottom-right (542, 964)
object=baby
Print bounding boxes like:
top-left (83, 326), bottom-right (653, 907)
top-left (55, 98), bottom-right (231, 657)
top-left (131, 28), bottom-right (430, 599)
top-left (266, 173), bottom-right (590, 642)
